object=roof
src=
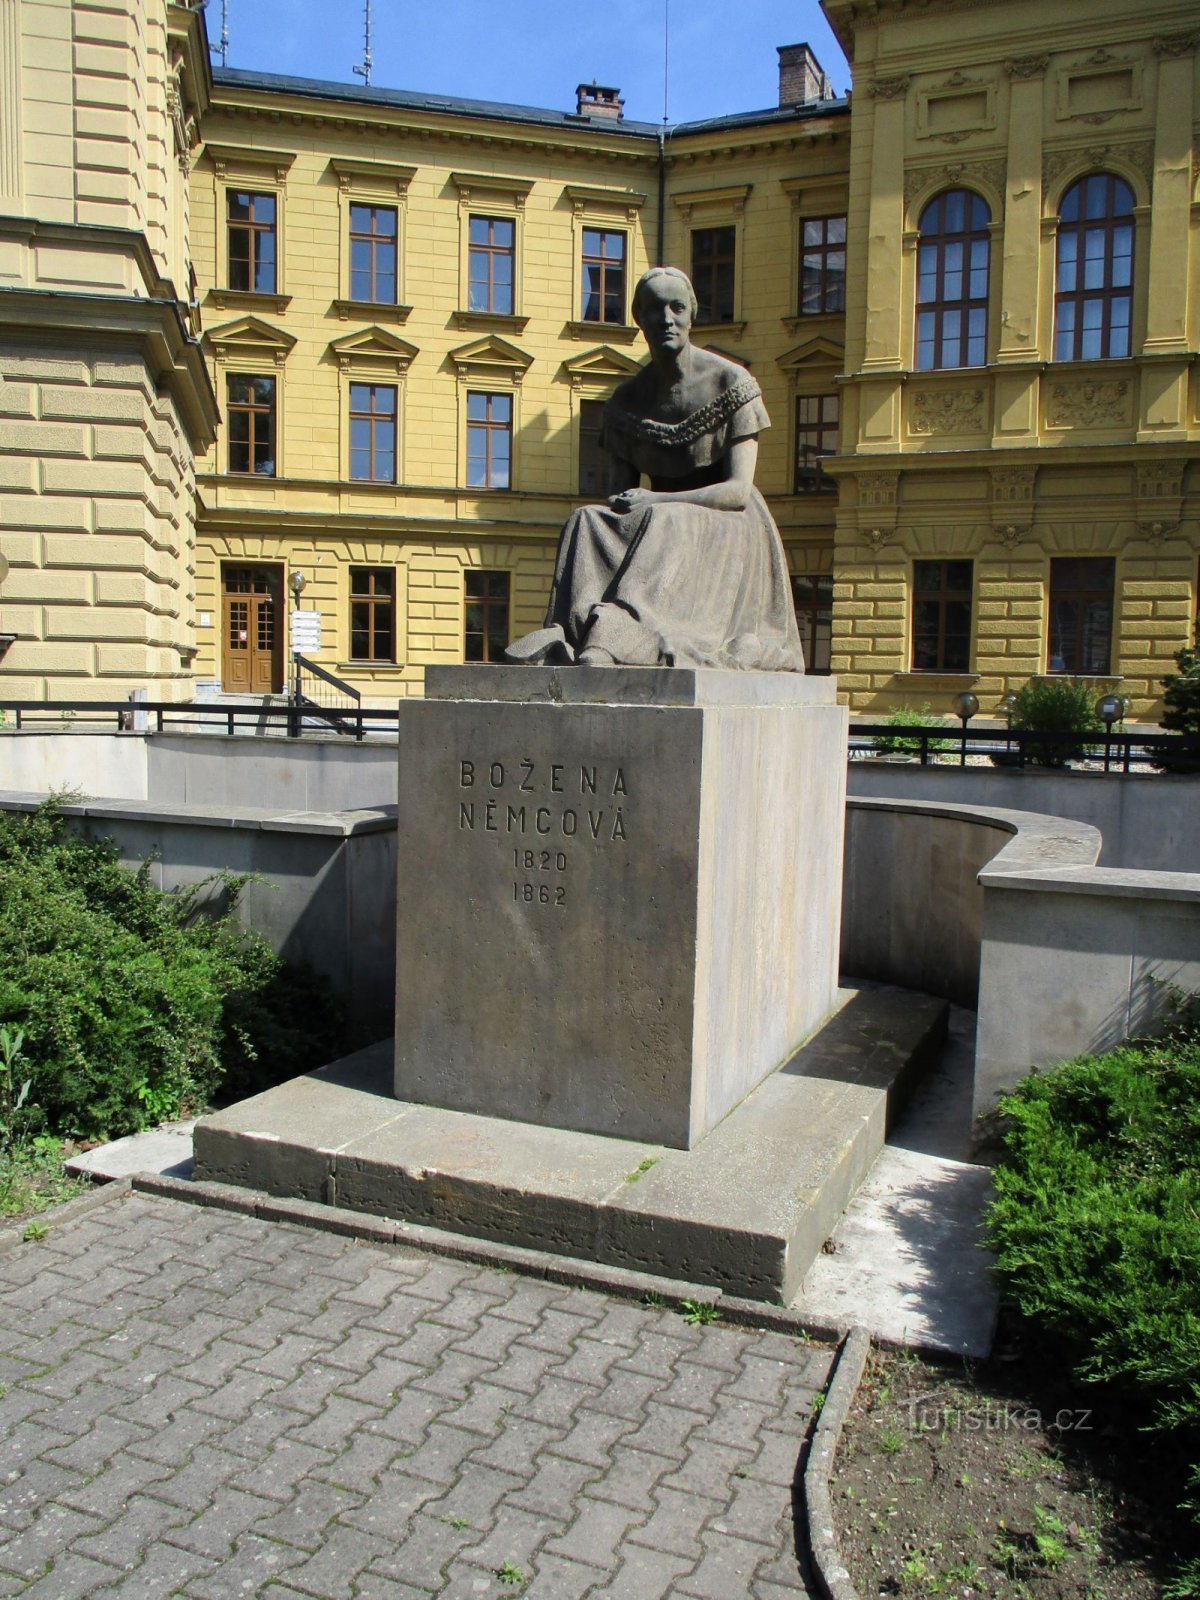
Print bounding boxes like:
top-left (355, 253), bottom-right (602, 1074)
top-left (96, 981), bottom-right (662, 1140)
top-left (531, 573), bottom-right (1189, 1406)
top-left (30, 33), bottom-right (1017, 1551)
top-left (210, 66), bottom-right (848, 140)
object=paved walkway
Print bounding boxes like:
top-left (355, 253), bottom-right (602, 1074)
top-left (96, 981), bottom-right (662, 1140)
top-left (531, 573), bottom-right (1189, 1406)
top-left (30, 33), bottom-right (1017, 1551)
top-left (0, 1192), bottom-right (832, 1599)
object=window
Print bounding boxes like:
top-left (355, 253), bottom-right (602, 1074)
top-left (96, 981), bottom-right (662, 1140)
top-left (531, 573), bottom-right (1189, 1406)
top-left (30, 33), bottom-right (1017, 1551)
top-left (227, 374), bottom-right (276, 476)
top-left (915, 190), bottom-right (990, 370)
top-left (349, 204), bottom-right (397, 304)
top-left (578, 399), bottom-right (606, 496)
top-left (466, 392), bottom-right (511, 489)
top-left (1054, 174), bottom-right (1134, 362)
top-left (464, 571), bottom-right (510, 662)
top-left (791, 575), bottom-right (833, 674)
top-left (349, 383), bottom-right (397, 483)
top-left (799, 216), bottom-right (846, 315)
top-left (691, 226), bottom-right (736, 323)
top-left (581, 229), bottom-right (626, 323)
top-left (1048, 557), bottom-right (1114, 675)
top-left (349, 567), bottom-right (395, 662)
top-left (912, 560), bottom-right (972, 672)
top-left (468, 216), bottom-right (515, 315)
top-left (227, 191), bottom-right (277, 293)
top-left (794, 394), bottom-right (839, 492)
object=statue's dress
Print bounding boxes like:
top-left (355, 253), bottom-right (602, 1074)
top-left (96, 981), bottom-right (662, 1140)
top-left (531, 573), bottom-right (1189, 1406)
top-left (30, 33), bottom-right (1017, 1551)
top-left (509, 367), bottom-right (806, 671)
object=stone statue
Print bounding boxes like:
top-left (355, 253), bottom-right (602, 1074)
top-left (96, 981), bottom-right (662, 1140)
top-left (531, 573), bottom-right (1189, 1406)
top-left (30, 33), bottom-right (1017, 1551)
top-left (505, 266), bottom-right (806, 671)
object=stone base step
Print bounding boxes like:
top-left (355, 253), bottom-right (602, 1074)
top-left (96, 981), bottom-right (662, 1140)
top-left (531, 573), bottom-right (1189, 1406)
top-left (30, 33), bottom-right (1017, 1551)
top-left (193, 982), bottom-right (947, 1303)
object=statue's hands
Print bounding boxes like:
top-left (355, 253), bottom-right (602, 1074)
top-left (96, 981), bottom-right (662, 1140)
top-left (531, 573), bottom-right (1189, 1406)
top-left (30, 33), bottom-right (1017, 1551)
top-left (608, 486), bottom-right (656, 514)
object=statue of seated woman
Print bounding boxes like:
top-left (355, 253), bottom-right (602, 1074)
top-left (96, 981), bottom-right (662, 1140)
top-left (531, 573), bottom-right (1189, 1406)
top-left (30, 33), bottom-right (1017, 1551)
top-left (505, 265), bottom-right (805, 671)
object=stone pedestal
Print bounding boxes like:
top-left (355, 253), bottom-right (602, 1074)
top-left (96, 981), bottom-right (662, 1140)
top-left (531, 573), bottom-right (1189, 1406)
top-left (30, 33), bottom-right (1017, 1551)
top-left (394, 666), bottom-right (848, 1149)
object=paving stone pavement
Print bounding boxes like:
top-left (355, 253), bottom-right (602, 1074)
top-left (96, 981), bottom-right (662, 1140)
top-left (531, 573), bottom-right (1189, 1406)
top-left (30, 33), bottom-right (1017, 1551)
top-left (0, 1193), bottom-right (833, 1598)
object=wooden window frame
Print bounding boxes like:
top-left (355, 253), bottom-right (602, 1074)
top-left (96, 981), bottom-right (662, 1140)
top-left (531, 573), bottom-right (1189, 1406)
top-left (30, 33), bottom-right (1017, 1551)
top-left (466, 391), bottom-right (513, 490)
top-left (348, 566), bottom-right (396, 663)
top-left (915, 189), bottom-right (991, 371)
top-left (798, 215), bottom-right (847, 317)
top-left (348, 203), bottom-right (399, 306)
top-left (912, 559), bottom-right (974, 673)
top-left (348, 382), bottom-right (398, 484)
top-left (580, 227), bottom-right (627, 325)
top-left (468, 215), bottom-right (516, 316)
top-left (1053, 173), bottom-right (1135, 363)
top-left (577, 397), bottom-right (608, 497)
top-left (1048, 556), bottom-right (1115, 675)
top-left (227, 190), bottom-right (277, 295)
top-left (464, 569), bottom-right (511, 662)
top-left (794, 393), bottom-right (839, 493)
top-left (226, 373), bottom-right (277, 477)
top-left (691, 225), bottom-right (737, 325)
top-left (790, 573), bottom-right (833, 675)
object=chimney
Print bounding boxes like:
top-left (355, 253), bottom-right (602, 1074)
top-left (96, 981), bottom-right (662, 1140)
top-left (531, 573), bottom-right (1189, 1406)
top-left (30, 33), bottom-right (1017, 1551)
top-left (777, 43), bottom-right (831, 107)
top-left (576, 83), bottom-right (624, 121)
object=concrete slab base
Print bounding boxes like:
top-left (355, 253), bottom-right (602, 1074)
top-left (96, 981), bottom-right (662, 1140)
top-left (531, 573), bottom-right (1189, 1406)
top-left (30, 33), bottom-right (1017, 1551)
top-left (194, 982), bottom-right (946, 1304)
top-left (66, 1121), bottom-right (196, 1182)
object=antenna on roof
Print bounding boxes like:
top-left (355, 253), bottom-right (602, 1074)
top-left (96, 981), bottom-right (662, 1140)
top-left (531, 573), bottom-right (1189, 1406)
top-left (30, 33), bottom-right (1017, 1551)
top-left (217, 0), bottom-right (229, 68)
top-left (352, 0), bottom-right (373, 87)
top-left (662, 0), bottom-right (670, 125)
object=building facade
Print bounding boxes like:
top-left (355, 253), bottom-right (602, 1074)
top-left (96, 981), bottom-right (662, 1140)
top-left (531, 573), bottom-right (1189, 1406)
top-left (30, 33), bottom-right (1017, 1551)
top-left (824, 0), bottom-right (1200, 717)
top-left (1, 0), bottom-right (1196, 718)
top-left (0, 0), bottom-right (217, 702)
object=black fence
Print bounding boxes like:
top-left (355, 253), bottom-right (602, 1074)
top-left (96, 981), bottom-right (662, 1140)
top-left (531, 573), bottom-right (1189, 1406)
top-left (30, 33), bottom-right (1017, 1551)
top-left (849, 722), bottom-right (1200, 773)
top-left (0, 699), bottom-right (400, 739)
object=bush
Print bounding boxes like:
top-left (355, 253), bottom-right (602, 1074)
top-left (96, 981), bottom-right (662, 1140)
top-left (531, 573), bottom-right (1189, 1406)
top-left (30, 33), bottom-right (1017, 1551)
top-left (1153, 634), bottom-right (1200, 775)
top-left (1008, 678), bottom-right (1102, 767)
top-left (0, 800), bottom-right (344, 1140)
top-left (870, 703), bottom-right (955, 759)
top-left (985, 1023), bottom-right (1200, 1588)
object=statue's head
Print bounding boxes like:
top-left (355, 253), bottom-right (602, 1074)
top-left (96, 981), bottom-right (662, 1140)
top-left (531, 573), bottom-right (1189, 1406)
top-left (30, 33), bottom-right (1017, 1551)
top-left (631, 266), bottom-right (699, 326)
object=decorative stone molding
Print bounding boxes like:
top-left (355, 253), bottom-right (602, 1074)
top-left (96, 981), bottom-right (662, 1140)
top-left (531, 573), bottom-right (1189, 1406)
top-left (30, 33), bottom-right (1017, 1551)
top-left (1138, 520), bottom-right (1180, 545)
top-left (911, 388), bottom-right (986, 435)
top-left (994, 523), bottom-right (1027, 549)
top-left (1136, 460), bottom-right (1185, 501)
top-left (563, 183), bottom-right (647, 224)
top-left (1005, 55), bottom-right (1049, 80)
top-left (904, 157), bottom-right (1006, 210)
top-left (990, 465), bottom-right (1037, 504)
top-left (1042, 140), bottom-right (1154, 194)
top-left (871, 75), bottom-right (911, 101)
top-left (856, 471), bottom-right (900, 509)
top-left (1045, 377), bottom-right (1130, 428)
top-left (451, 172), bottom-right (533, 212)
top-left (862, 526), bottom-right (895, 550)
top-left (671, 183), bottom-right (752, 223)
top-left (1153, 31), bottom-right (1200, 58)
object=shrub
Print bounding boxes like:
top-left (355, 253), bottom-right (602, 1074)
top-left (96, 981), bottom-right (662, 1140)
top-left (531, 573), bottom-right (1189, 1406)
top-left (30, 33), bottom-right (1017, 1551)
top-left (1153, 634), bottom-right (1200, 775)
top-left (870, 704), bottom-right (955, 759)
top-left (985, 1025), bottom-right (1200, 1587)
top-left (0, 800), bottom-right (344, 1140)
top-left (1008, 678), bottom-right (1102, 767)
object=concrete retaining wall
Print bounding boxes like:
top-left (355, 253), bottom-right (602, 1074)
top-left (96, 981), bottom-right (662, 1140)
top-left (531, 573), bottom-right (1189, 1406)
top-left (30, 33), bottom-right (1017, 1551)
top-left (0, 732), bottom-right (149, 799)
top-left (848, 758), bottom-right (1200, 873)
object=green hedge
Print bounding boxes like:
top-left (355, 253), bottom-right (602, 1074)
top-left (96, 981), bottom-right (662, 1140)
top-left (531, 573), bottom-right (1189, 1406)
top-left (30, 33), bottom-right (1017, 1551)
top-left (0, 800), bottom-right (344, 1140)
top-left (985, 1022), bottom-right (1200, 1592)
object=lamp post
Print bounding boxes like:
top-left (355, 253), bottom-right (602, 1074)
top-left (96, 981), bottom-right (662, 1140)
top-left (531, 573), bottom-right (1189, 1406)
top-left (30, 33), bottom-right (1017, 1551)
top-left (953, 690), bottom-right (979, 768)
top-left (1098, 692), bottom-right (1124, 774)
top-left (998, 690), bottom-right (1017, 762)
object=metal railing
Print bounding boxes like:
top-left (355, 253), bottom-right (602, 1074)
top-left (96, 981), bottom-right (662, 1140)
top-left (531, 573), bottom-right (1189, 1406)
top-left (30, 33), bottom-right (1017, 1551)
top-left (289, 653), bottom-right (365, 739)
top-left (0, 698), bottom-right (399, 738)
top-left (849, 722), bottom-right (1200, 773)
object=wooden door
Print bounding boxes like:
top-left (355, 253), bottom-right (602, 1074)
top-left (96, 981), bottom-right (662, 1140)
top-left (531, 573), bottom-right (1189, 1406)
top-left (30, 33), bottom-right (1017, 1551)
top-left (221, 565), bottom-right (283, 694)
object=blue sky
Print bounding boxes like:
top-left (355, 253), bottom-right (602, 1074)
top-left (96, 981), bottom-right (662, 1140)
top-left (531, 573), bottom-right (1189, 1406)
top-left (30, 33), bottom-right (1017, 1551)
top-left (204, 0), bottom-right (850, 125)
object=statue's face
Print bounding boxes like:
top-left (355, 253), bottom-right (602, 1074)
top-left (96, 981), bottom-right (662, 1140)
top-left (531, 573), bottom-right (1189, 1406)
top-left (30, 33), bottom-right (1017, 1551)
top-left (634, 276), bottom-right (693, 353)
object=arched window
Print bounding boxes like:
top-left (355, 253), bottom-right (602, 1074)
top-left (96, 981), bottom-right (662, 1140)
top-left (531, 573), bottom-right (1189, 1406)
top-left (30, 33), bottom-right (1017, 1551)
top-left (1054, 173), bottom-right (1134, 361)
top-left (915, 189), bottom-right (990, 370)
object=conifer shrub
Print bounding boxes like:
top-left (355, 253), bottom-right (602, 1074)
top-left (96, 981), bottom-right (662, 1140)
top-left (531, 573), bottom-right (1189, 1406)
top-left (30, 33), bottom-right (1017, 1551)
top-left (1007, 678), bottom-right (1102, 766)
top-left (1153, 634), bottom-right (1200, 775)
top-left (985, 1013), bottom-right (1200, 1590)
top-left (0, 800), bottom-right (344, 1139)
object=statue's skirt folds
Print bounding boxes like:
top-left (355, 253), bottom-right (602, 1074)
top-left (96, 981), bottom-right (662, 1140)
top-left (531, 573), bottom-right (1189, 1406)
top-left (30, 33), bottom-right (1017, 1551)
top-left (512, 489), bottom-right (806, 671)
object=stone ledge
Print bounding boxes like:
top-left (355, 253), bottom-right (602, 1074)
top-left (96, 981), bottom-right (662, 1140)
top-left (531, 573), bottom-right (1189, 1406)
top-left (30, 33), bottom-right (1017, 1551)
top-left (194, 982), bottom-right (947, 1303)
top-left (426, 663), bottom-right (838, 708)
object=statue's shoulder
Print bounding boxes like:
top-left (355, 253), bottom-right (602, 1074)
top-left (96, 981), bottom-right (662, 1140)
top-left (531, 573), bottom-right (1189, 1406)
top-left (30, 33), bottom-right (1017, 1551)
top-left (694, 347), bottom-right (760, 399)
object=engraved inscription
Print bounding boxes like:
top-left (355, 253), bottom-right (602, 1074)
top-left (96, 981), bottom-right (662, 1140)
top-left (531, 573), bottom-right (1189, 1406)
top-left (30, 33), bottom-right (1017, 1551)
top-left (457, 756), bottom-right (633, 910)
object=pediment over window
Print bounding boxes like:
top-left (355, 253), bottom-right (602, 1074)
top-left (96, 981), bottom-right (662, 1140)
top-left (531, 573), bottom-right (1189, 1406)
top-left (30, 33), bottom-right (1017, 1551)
top-left (327, 326), bottom-right (419, 374)
top-left (448, 333), bottom-right (534, 385)
top-left (560, 345), bottom-right (643, 387)
top-left (204, 315), bottom-right (296, 360)
top-left (777, 335), bottom-right (844, 371)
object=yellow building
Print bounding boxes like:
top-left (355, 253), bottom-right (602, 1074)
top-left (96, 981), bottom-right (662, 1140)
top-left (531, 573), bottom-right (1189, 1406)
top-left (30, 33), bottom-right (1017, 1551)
top-left (0, 0), bottom-right (217, 701)
top-left (824, 0), bottom-right (1200, 718)
top-left (188, 52), bottom-right (849, 703)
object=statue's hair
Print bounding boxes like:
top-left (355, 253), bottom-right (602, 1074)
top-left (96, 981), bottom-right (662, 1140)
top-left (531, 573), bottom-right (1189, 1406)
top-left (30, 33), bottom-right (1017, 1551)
top-left (632, 265), bottom-right (699, 321)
